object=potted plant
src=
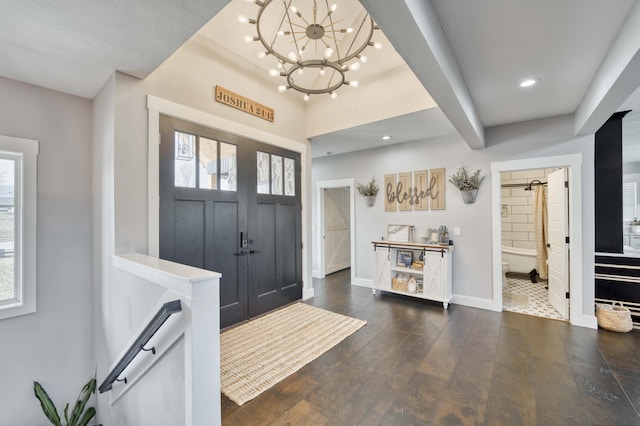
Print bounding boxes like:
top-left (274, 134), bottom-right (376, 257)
top-left (357, 176), bottom-right (379, 207)
top-left (34, 376), bottom-right (98, 426)
top-left (448, 166), bottom-right (484, 203)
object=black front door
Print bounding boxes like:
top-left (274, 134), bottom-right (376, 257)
top-left (159, 116), bottom-right (302, 328)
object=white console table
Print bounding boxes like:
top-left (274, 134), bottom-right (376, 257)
top-left (372, 241), bottom-right (453, 308)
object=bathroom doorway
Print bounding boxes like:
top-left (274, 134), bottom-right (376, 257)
top-left (491, 154), bottom-right (585, 326)
top-left (500, 167), bottom-right (568, 320)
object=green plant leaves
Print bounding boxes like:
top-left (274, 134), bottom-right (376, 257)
top-left (34, 376), bottom-right (96, 426)
top-left (33, 381), bottom-right (62, 426)
top-left (69, 377), bottom-right (96, 426)
top-left (77, 407), bottom-right (96, 426)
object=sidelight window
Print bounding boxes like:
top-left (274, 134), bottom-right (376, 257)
top-left (174, 131), bottom-right (237, 192)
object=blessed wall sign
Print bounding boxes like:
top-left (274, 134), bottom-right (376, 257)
top-left (384, 168), bottom-right (446, 211)
top-left (215, 85), bottom-right (275, 122)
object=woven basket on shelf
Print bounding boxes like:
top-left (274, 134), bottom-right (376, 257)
top-left (596, 302), bottom-right (633, 333)
top-left (392, 277), bottom-right (408, 292)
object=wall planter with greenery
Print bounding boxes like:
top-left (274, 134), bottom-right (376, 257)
top-left (357, 176), bottom-right (379, 207)
top-left (448, 166), bottom-right (484, 204)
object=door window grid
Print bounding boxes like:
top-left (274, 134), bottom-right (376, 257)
top-left (271, 155), bottom-right (283, 195)
top-left (284, 158), bottom-right (295, 196)
top-left (174, 131), bottom-right (237, 192)
top-left (256, 151), bottom-right (295, 196)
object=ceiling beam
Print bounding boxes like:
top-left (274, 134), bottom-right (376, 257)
top-left (575, 1), bottom-right (640, 135)
top-left (360, 0), bottom-right (485, 149)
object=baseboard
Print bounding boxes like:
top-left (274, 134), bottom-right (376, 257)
top-left (351, 277), bottom-right (373, 288)
top-left (303, 287), bottom-right (315, 300)
top-left (451, 294), bottom-right (500, 312)
top-left (571, 314), bottom-right (598, 329)
top-left (312, 269), bottom-right (322, 279)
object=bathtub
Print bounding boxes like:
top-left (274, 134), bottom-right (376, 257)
top-left (502, 245), bottom-right (538, 274)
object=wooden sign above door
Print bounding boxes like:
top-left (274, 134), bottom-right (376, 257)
top-left (385, 168), bottom-right (446, 211)
top-left (215, 86), bottom-right (275, 122)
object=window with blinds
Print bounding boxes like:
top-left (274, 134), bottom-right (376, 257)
top-left (623, 181), bottom-right (637, 222)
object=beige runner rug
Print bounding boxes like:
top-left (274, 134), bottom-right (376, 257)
top-left (220, 303), bottom-right (366, 406)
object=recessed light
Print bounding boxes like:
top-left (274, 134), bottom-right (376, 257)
top-left (382, 135), bottom-right (391, 140)
top-left (325, 151), bottom-right (332, 156)
top-left (520, 78), bottom-right (540, 88)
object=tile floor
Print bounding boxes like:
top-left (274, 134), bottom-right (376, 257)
top-left (503, 275), bottom-right (566, 321)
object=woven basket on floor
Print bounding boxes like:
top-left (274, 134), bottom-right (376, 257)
top-left (596, 302), bottom-right (633, 333)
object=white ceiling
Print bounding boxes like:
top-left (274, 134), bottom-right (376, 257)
top-left (0, 0), bottom-right (230, 98)
top-left (430, 0), bottom-right (635, 127)
top-left (1, 0), bottom-right (639, 157)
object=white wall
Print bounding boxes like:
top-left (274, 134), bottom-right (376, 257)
top-left (92, 32), bottom-right (313, 423)
top-left (312, 114), bottom-right (595, 317)
top-left (0, 77), bottom-right (93, 425)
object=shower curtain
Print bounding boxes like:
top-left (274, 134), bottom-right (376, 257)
top-left (534, 185), bottom-right (548, 279)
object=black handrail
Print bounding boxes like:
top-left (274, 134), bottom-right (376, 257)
top-left (99, 299), bottom-right (182, 393)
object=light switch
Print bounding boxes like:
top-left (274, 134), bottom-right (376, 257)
top-left (454, 227), bottom-right (461, 236)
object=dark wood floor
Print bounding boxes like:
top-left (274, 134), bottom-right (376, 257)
top-left (222, 269), bottom-right (640, 425)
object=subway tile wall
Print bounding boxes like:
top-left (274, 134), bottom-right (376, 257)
top-left (501, 168), bottom-right (560, 249)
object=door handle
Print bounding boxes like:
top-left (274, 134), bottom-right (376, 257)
top-left (233, 251), bottom-right (249, 256)
top-left (249, 250), bottom-right (262, 254)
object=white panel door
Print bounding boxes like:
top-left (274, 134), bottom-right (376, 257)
top-left (324, 188), bottom-right (351, 274)
top-left (374, 248), bottom-right (391, 292)
top-left (547, 169), bottom-right (569, 319)
top-left (423, 251), bottom-right (444, 301)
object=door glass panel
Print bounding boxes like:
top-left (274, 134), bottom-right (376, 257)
top-left (199, 137), bottom-right (218, 190)
top-left (0, 158), bottom-right (15, 303)
top-left (257, 151), bottom-right (270, 194)
top-left (175, 131), bottom-right (196, 188)
top-left (220, 142), bottom-right (237, 191)
top-left (284, 157), bottom-right (295, 196)
top-left (271, 155), bottom-right (283, 195)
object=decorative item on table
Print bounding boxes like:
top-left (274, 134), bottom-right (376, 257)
top-left (426, 228), bottom-right (440, 244)
top-left (448, 165), bottom-right (484, 204)
top-left (438, 225), bottom-right (449, 245)
top-left (357, 176), bottom-right (379, 207)
top-left (416, 279), bottom-right (424, 293)
top-left (407, 277), bottom-right (417, 293)
top-left (387, 224), bottom-right (415, 242)
top-left (396, 250), bottom-right (413, 267)
top-left (411, 260), bottom-right (424, 270)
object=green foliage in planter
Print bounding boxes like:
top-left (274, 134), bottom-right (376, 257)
top-left (357, 176), bottom-right (379, 196)
top-left (448, 166), bottom-right (484, 190)
top-left (34, 376), bottom-right (97, 426)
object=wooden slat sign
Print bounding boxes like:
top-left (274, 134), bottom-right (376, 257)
top-left (429, 168), bottom-right (446, 210)
top-left (385, 168), bottom-right (446, 211)
top-left (215, 85), bottom-right (275, 122)
top-left (384, 174), bottom-right (397, 212)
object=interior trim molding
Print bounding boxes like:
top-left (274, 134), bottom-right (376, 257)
top-left (491, 153), bottom-right (593, 328)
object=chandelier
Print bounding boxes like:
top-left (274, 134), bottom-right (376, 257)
top-left (238, 0), bottom-right (381, 100)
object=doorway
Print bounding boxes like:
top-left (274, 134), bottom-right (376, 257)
top-left (316, 179), bottom-right (355, 283)
top-left (159, 115), bottom-right (302, 328)
top-left (500, 167), bottom-right (568, 320)
top-left (323, 187), bottom-right (351, 275)
top-left (491, 154), bottom-right (586, 326)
